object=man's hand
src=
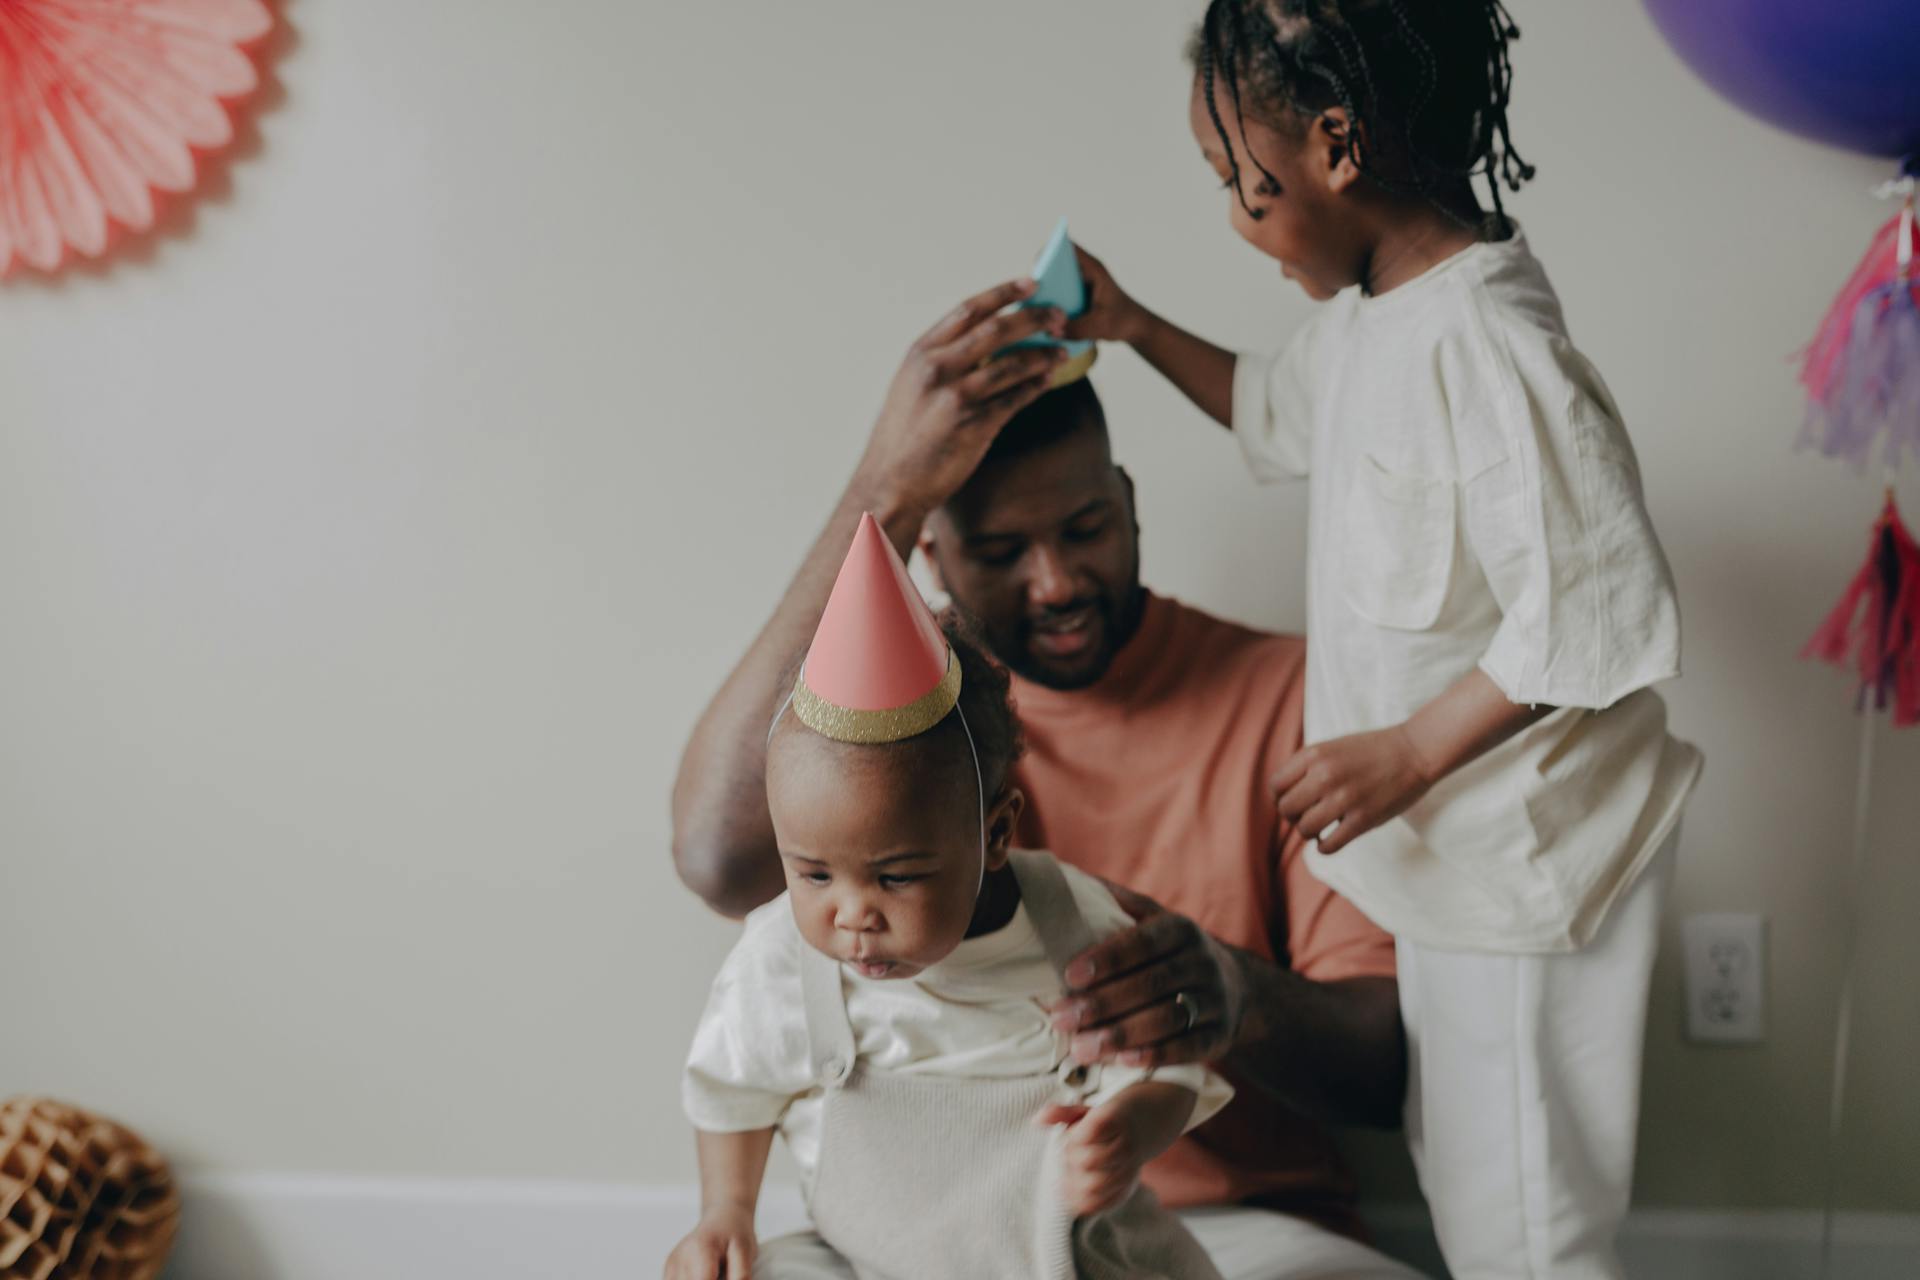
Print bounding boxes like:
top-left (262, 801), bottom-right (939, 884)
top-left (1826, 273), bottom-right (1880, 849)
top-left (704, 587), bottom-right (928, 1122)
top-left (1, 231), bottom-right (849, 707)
top-left (1064, 245), bottom-right (1149, 346)
top-left (1270, 725), bottom-right (1436, 854)
top-left (852, 279), bottom-right (1070, 520)
top-left (1047, 890), bottom-right (1248, 1069)
top-left (662, 1204), bottom-right (756, 1280)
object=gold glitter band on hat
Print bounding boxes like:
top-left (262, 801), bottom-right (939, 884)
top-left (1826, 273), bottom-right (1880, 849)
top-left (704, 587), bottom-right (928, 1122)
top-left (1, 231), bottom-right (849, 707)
top-left (978, 343), bottom-right (1099, 392)
top-left (1047, 344), bottom-right (1098, 389)
top-left (792, 649), bottom-right (963, 744)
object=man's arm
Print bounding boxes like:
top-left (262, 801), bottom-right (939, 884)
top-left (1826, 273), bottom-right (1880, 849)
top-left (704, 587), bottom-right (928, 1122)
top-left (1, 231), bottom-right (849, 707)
top-left (670, 280), bottom-right (1070, 917)
top-left (1212, 957), bottom-right (1404, 1129)
top-left (1050, 890), bottom-right (1405, 1130)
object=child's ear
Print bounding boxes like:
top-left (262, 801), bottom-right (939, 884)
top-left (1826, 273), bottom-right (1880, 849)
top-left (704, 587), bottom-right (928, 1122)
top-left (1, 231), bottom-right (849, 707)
top-left (1316, 108), bottom-right (1364, 194)
top-left (984, 785), bottom-right (1025, 871)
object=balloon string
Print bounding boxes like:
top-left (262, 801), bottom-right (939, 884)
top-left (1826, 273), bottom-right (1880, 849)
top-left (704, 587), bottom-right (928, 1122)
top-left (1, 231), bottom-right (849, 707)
top-left (1897, 184), bottom-right (1914, 280)
top-left (1818, 704), bottom-right (1876, 1277)
top-left (1875, 171), bottom-right (1916, 281)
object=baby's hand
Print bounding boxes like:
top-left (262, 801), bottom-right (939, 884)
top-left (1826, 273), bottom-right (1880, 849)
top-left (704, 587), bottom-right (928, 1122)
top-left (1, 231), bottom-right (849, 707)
top-left (1038, 1099), bottom-right (1146, 1218)
top-left (663, 1205), bottom-right (756, 1280)
top-left (1064, 245), bottom-right (1149, 346)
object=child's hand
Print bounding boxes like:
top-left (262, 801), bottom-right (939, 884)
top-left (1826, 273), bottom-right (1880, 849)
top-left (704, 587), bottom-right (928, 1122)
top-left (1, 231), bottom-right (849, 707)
top-left (1270, 725), bottom-right (1436, 854)
top-left (1065, 245), bottom-right (1149, 346)
top-left (1038, 1098), bottom-right (1147, 1218)
top-left (663, 1205), bottom-right (757, 1280)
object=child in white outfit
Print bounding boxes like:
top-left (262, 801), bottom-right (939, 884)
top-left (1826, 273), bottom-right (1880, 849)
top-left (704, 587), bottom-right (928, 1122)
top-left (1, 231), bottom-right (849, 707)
top-left (1060, 5), bottom-right (1703, 1277)
top-left (665, 517), bottom-right (1231, 1280)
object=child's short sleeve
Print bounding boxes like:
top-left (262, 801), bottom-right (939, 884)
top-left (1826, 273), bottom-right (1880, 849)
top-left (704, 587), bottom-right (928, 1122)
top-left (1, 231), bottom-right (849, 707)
top-left (1086, 1061), bottom-right (1235, 1133)
top-left (681, 899), bottom-right (815, 1135)
top-left (1231, 313), bottom-right (1328, 483)
top-left (1456, 327), bottom-right (1683, 709)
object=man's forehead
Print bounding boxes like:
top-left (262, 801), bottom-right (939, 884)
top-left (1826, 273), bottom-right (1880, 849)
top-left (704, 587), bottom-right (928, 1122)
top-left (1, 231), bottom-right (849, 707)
top-left (949, 432), bottom-right (1118, 534)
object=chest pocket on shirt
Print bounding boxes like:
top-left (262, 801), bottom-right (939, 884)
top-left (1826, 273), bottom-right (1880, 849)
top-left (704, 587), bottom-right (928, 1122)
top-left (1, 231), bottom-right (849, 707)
top-left (1340, 453), bottom-right (1456, 631)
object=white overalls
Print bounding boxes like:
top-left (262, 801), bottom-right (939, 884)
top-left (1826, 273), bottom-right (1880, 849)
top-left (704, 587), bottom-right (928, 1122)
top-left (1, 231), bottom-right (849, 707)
top-left (753, 851), bottom-right (1224, 1280)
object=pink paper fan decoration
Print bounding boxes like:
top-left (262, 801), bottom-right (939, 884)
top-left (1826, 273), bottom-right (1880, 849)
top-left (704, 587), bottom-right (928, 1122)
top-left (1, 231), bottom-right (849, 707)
top-left (0, 0), bottom-right (273, 275)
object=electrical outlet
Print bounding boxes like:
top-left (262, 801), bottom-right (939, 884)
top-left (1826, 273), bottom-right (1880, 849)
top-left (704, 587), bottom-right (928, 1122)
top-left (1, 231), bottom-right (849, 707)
top-left (1681, 913), bottom-right (1766, 1043)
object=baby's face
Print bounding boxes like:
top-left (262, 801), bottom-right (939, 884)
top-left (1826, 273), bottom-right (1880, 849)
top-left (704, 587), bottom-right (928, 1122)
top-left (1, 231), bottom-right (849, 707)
top-left (766, 725), bottom-right (990, 981)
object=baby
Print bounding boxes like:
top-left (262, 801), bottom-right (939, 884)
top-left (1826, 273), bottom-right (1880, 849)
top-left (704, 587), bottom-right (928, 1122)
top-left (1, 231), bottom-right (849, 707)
top-left (665, 514), bottom-right (1230, 1280)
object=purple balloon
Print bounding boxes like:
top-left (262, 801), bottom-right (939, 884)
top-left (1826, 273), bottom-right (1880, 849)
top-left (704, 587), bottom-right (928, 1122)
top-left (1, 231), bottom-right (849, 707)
top-left (1643, 0), bottom-right (1920, 160)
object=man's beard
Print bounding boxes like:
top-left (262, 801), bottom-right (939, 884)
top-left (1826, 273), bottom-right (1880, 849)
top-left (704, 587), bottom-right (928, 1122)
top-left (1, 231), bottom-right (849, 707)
top-left (956, 584), bottom-right (1145, 692)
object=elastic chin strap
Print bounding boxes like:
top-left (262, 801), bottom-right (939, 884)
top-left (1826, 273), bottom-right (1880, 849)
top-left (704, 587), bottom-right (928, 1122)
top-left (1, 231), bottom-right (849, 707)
top-left (766, 689), bottom-right (989, 903)
top-left (954, 704), bottom-right (988, 903)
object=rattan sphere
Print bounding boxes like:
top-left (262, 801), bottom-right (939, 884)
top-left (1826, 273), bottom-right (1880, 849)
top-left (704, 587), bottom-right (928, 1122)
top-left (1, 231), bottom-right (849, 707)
top-left (0, 1099), bottom-right (179, 1280)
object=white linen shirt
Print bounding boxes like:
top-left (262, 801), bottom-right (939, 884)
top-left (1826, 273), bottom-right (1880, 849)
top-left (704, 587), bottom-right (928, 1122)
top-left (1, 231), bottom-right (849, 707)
top-left (682, 855), bottom-right (1232, 1196)
top-left (1233, 228), bottom-right (1702, 952)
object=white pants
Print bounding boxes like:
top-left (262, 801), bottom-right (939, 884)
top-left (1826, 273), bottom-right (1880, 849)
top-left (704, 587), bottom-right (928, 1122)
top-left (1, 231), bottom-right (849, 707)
top-left (1398, 831), bottom-right (1677, 1280)
top-left (1178, 1207), bottom-right (1425, 1280)
top-left (754, 1208), bottom-right (1424, 1280)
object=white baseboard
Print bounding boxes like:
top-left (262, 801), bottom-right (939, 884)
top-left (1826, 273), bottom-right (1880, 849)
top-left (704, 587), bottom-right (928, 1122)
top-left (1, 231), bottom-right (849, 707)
top-left (167, 1174), bottom-right (1919, 1279)
top-left (168, 1176), bottom-right (807, 1280)
top-left (1361, 1203), bottom-right (1920, 1280)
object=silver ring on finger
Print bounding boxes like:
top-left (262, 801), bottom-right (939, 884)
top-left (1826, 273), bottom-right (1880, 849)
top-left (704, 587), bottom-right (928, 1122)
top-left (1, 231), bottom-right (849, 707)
top-left (1174, 990), bottom-right (1198, 1033)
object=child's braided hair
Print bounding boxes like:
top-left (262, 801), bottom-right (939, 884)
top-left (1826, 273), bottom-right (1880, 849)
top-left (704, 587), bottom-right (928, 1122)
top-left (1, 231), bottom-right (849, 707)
top-left (1190, 0), bottom-right (1534, 225)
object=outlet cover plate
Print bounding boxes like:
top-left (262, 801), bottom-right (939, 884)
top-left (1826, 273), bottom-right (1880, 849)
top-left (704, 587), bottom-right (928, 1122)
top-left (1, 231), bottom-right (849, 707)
top-left (1682, 912), bottom-right (1766, 1043)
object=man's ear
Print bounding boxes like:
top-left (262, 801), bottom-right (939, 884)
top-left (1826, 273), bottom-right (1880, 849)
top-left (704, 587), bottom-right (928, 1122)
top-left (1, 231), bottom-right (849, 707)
top-left (1317, 108), bottom-right (1365, 194)
top-left (918, 528), bottom-right (946, 596)
top-left (1116, 465), bottom-right (1141, 534)
top-left (984, 786), bottom-right (1025, 871)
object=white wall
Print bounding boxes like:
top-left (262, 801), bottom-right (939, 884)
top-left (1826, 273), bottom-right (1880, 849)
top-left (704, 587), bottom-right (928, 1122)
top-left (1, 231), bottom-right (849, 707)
top-left (0, 0), bottom-right (1913, 1217)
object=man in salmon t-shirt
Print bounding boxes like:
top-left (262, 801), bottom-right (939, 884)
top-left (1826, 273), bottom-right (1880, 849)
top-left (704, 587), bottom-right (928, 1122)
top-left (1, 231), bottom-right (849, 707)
top-left (672, 283), bottom-right (1416, 1280)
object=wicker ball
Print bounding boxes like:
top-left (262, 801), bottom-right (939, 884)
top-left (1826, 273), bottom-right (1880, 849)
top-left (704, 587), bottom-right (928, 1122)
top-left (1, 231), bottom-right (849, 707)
top-left (0, 1099), bottom-right (179, 1280)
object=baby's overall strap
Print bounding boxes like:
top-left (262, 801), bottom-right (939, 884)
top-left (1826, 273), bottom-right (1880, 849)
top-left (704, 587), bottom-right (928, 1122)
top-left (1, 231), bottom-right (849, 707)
top-left (799, 943), bottom-right (857, 1090)
top-left (1008, 850), bottom-right (1099, 989)
top-left (1009, 851), bottom-right (1105, 1096)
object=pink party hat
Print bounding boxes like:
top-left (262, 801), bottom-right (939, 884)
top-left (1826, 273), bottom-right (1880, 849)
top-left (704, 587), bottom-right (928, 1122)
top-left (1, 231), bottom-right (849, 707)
top-left (793, 513), bottom-right (960, 743)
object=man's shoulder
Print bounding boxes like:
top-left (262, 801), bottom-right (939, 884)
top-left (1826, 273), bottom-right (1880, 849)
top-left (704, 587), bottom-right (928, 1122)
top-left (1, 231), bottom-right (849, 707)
top-left (1156, 594), bottom-right (1306, 674)
top-left (1139, 597), bottom-right (1307, 757)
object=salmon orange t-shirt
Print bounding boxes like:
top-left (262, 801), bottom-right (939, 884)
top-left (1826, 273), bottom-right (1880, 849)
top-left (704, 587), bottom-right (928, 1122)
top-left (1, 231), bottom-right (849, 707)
top-left (1009, 592), bottom-right (1397, 1238)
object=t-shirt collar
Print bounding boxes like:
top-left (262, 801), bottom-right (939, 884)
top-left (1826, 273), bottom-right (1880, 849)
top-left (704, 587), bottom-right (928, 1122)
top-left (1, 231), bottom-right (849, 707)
top-left (914, 901), bottom-right (1036, 990)
top-left (1356, 218), bottom-right (1526, 312)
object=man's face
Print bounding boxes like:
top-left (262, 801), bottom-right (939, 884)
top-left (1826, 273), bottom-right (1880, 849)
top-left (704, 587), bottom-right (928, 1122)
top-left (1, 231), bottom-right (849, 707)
top-left (923, 420), bottom-right (1143, 690)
